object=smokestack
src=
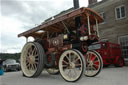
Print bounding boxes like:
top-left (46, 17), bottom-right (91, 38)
top-left (73, 0), bottom-right (81, 38)
top-left (73, 0), bottom-right (79, 9)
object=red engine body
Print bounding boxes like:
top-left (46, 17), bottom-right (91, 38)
top-left (88, 42), bottom-right (124, 66)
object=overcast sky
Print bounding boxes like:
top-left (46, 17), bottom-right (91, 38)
top-left (0, 0), bottom-right (102, 53)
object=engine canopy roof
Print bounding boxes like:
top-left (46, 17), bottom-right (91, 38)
top-left (18, 7), bottom-right (104, 38)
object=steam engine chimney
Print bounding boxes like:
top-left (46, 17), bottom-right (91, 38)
top-left (73, 0), bottom-right (81, 39)
top-left (73, 0), bottom-right (80, 9)
top-left (88, 0), bottom-right (97, 6)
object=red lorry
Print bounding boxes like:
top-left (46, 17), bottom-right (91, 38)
top-left (88, 41), bottom-right (124, 67)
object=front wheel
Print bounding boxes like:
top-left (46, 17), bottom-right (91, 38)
top-left (84, 50), bottom-right (103, 77)
top-left (59, 49), bottom-right (86, 82)
top-left (20, 42), bottom-right (45, 78)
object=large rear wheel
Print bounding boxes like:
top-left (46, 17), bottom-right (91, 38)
top-left (21, 42), bottom-right (45, 77)
top-left (84, 50), bottom-right (103, 77)
top-left (59, 49), bottom-right (85, 82)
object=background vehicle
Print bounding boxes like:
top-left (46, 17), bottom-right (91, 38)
top-left (3, 59), bottom-right (20, 72)
top-left (88, 41), bottom-right (124, 67)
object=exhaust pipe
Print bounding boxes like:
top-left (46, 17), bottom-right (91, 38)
top-left (73, 0), bottom-right (81, 38)
top-left (73, 0), bottom-right (80, 9)
top-left (73, 0), bottom-right (81, 31)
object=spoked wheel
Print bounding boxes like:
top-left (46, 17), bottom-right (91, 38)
top-left (84, 50), bottom-right (103, 77)
top-left (46, 68), bottom-right (59, 75)
top-left (21, 42), bottom-right (45, 77)
top-left (59, 49), bottom-right (85, 82)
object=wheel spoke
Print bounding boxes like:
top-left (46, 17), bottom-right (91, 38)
top-left (91, 66), bottom-right (94, 73)
top-left (31, 64), bottom-right (35, 70)
top-left (72, 54), bottom-right (76, 62)
top-left (63, 64), bottom-right (68, 68)
top-left (67, 69), bottom-right (72, 78)
top-left (32, 48), bottom-right (36, 56)
top-left (86, 54), bottom-right (89, 60)
top-left (29, 64), bottom-right (32, 70)
top-left (86, 54), bottom-right (90, 63)
top-left (73, 68), bottom-right (77, 76)
top-left (69, 53), bottom-right (72, 61)
top-left (94, 63), bottom-right (99, 67)
top-left (75, 64), bottom-right (81, 67)
top-left (71, 69), bottom-right (75, 78)
top-left (27, 53), bottom-right (30, 56)
top-left (33, 64), bottom-right (37, 70)
top-left (91, 56), bottom-right (97, 61)
top-left (63, 65), bottom-right (69, 70)
top-left (26, 61), bottom-right (29, 65)
top-left (73, 57), bottom-right (79, 63)
top-left (34, 54), bottom-right (38, 57)
top-left (65, 56), bottom-right (70, 62)
top-left (28, 47), bottom-right (33, 56)
top-left (32, 48), bottom-right (38, 56)
top-left (94, 60), bottom-right (99, 64)
top-left (34, 61), bottom-right (38, 65)
top-left (26, 63), bottom-right (30, 68)
top-left (88, 53), bottom-right (92, 61)
top-left (26, 57), bottom-right (30, 62)
top-left (63, 60), bottom-right (69, 65)
top-left (35, 58), bottom-right (38, 62)
top-left (27, 65), bottom-right (30, 70)
top-left (92, 66), bottom-right (96, 71)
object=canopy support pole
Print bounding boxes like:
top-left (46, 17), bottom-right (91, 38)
top-left (87, 15), bottom-right (91, 35)
top-left (95, 18), bottom-right (99, 37)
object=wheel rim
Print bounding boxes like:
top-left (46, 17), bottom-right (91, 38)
top-left (59, 50), bottom-right (84, 82)
top-left (21, 43), bottom-right (39, 77)
top-left (84, 51), bottom-right (102, 77)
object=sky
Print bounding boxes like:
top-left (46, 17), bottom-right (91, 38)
top-left (0, 0), bottom-right (102, 53)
